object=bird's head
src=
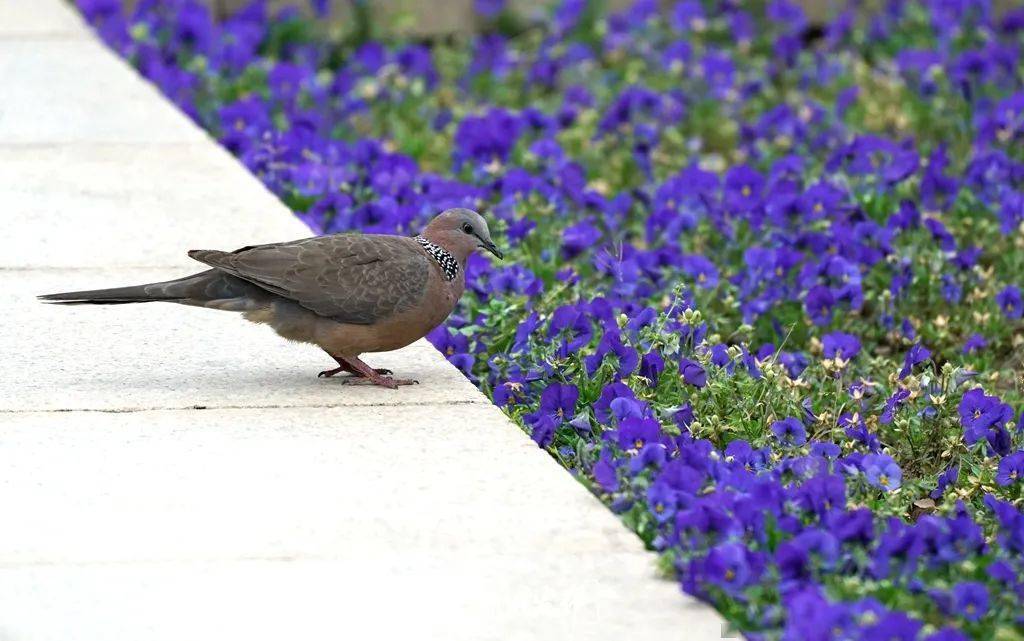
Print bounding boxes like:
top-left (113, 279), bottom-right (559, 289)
top-left (423, 208), bottom-right (503, 262)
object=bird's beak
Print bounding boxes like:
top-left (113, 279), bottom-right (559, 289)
top-left (480, 239), bottom-right (504, 260)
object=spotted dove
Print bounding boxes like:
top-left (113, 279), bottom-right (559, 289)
top-left (39, 208), bottom-right (503, 388)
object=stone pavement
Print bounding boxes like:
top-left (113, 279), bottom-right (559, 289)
top-left (0, 2), bottom-right (727, 640)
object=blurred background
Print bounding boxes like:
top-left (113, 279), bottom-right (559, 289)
top-left (114, 1), bottom-right (865, 37)
top-left (107, 0), bottom-right (1024, 41)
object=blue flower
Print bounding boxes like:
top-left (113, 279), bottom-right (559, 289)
top-left (524, 382), bottom-right (579, 447)
top-left (616, 417), bottom-right (662, 451)
top-left (963, 333), bottom-right (988, 354)
top-left (454, 108), bottom-right (523, 165)
top-left (639, 351), bottom-right (665, 386)
top-left (862, 453), bottom-right (902, 491)
top-left (561, 219), bottom-right (602, 258)
top-left (899, 342), bottom-right (931, 378)
top-left (997, 285), bottom-right (1023, 319)
top-left (959, 388), bottom-right (1014, 446)
top-left (931, 464), bottom-right (960, 499)
top-left (678, 358), bottom-right (707, 388)
top-left (951, 581), bottom-right (989, 621)
top-left (647, 482), bottom-right (676, 523)
top-left (592, 452), bottom-right (620, 493)
top-left (863, 612), bottom-right (921, 641)
top-left (702, 542), bottom-right (760, 593)
top-left (723, 165), bottom-right (764, 213)
top-left (473, 0), bottom-right (505, 18)
top-left (822, 331), bottom-right (861, 360)
top-left (997, 451), bottom-right (1024, 486)
top-left (771, 417), bottom-right (807, 447)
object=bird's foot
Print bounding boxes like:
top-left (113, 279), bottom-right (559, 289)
top-left (318, 367), bottom-right (393, 378)
top-left (341, 376), bottom-right (418, 389)
top-left (323, 354), bottom-right (410, 389)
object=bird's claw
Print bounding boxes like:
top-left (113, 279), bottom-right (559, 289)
top-left (320, 366), bottom-right (394, 379)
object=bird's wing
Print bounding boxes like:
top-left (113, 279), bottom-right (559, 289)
top-left (188, 234), bottom-right (431, 325)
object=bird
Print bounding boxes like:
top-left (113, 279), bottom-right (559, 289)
top-left (39, 208), bottom-right (503, 389)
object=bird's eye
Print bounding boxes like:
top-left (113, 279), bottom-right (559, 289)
top-left (462, 223), bottom-right (474, 234)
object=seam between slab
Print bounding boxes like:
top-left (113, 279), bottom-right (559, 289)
top-left (0, 547), bottom-right (662, 569)
top-left (0, 399), bottom-right (490, 414)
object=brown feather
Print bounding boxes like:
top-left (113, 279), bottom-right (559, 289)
top-left (188, 234), bottom-right (431, 325)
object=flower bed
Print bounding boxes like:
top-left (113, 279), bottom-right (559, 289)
top-left (78, 1), bottom-right (1024, 638)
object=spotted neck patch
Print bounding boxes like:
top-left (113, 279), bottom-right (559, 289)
top-left (414, 236), bottom-right (459, 281)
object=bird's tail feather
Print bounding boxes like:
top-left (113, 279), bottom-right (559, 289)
top-left (38, 270), bottom-right (239, 306)
top-left (40, 283), bottom-right (186, 305)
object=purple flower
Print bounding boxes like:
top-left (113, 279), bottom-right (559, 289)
top-left (537, 382), bottom-right (579, 423)
top-left (931, 464), bottom-right (960, 499)
top-left (959, 388), bottom-right (1014, 446)
top-left (678, 358), bottom-right (707, 388)
top-left (593, 453), bottom-right (619, 493)
top-left (963, 333), bottom-right (988, 354)
top-left (639, 351), bottom-right (665, 386)
top-left (454, 108), bottom-right (523, 165)
top-left (997, 451), bottom-right (1024, 486)
top-left (647, 482), bottom-right (676, 523)
top-left (899, 343), bottom-right (931, 378)
top-left (780, 588), bottom-right (851, 640)
top-left (771, 417), bottom-right (807, 447)
top-left (880, 388), bottom-right (911, 425)
top-left (428, 326), bottom-right (470, 358)
top-left (616, 417), bottom-right (662, 451)
top-left (524, 382), bottom-right (579, 447)
top-left (701, 50), bottom-right (736, 100)
top-left (997, 285), bottom-right (1023, 319)
top-left (863, 612), bottom-right (921, 641)
top-left (805, 285), bottom-right (835, 325)
top-left (776, 530), bottom-right (838, 581)
top-left (701, 543), bottom-right (760, 593)
top-left (680, 255), bottom-right (719, 288)
top-left (470, 35), bottom-right (513, 78)
top-left (822, 332), bottom-right (861, 360)
top-left (529, 414), bottom-right (557, 447)
top-left (863, 453), bottom-right (902, 491)
top-left (951, 581), bottom-right (989, 621)
top-left (723, 165), bottom-right (764, 213)
top-left (473, 0), bottom-right (505, 18)
top-left (584, 328), bottom-right (639, 377)
top-left (561, 220), bottom-right (602, 258)
top-left (670, 1), bottom-right (705, 31)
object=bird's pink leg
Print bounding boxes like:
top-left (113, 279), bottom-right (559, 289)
top-left (318, 353), bottom-right (392, 378)
top-left (335, 355), bottom-right (417, 389)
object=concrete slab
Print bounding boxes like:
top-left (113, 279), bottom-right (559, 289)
top-left (0, 38), bottom-right (205, 144)
top-left (0, 407), bottom-right (725, 641)
top-left (1, 268), bottom-right (487, 411)
top-left (0, 405), bottom-right (640, 564)
top-left (0, 558), bottom-right (725, 641)
top-left (0, 0), bottom-right (88, 38)
top-left (0, 144), bottom-right (308, 269)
